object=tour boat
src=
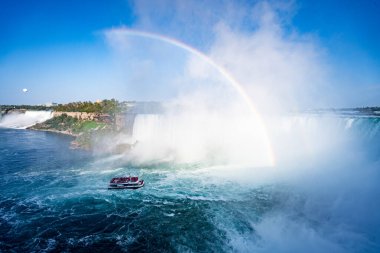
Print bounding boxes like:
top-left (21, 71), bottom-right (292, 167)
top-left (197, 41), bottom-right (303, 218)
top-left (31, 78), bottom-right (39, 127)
top-left (108, 176), bottom-right (144, 190)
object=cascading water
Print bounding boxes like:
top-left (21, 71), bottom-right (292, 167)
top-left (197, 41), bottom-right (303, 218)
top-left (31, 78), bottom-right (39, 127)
top-left (1, 112), bottom-right (379, 252)
top-left (129, 112), bottom-right (274, 166)
top-left (270, 114), bottom-right (380, 163)
top-left (283, 114), bottom-right (380, 139)
top-left (0, 110), bottom-right (53, 129)
top-left (345, 116), bottom-right (380, 139)
top-left (300, 114), bottom-right (379, 145)
top-left (132, 114), bottom-right (164, 142)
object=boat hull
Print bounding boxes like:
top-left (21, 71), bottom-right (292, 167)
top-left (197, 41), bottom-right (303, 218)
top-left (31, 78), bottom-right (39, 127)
top-left (108, 181), bottom-right (144, 190)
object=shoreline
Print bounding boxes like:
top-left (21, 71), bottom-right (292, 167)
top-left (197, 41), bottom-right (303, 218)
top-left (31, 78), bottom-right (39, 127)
top-left (29, 128), bottom-right (90, 150)
top-left (27, 127), bottom-right (79, 137)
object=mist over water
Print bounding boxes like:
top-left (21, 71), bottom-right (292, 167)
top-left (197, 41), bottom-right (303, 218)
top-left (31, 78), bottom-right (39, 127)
top-left (258, 114), bottom-right (380, 253)
top-left (1, 1), bottom-right (379, 252)
top-left (1, 114), bottom-right (379, 252)
top-left (128, 104), bottom-right (273, 166)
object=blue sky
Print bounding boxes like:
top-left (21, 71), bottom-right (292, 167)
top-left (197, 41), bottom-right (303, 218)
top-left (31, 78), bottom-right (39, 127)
top-left (0, 0), bottom-right (379, 107)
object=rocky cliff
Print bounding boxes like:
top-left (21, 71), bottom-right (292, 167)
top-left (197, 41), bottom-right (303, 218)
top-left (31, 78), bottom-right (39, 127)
top-left (52, 111), bottom-right (111, 123)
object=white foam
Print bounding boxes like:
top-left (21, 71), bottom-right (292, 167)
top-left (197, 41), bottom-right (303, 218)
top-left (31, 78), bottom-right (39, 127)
top-left (0, 110), bottom-right (52, 129)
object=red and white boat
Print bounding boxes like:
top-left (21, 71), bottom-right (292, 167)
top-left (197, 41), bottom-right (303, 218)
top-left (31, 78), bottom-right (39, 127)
top-left (108, 176), bottom-right (144, 189)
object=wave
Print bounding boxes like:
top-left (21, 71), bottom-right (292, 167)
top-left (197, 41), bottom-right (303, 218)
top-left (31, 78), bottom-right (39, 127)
top-left (0, 110), bottom-right (52, 129)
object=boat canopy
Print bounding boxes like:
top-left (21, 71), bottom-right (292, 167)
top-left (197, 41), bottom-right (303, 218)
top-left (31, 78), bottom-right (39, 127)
top-left (110, 177), bottom-right (139, 183)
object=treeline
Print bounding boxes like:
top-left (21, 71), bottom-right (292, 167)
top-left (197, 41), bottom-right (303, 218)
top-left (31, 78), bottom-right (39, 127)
top-left (54, 99), bottom-right (127, 114)
top-left (1, 99), bottom-right (133, 114)
top-left (36, 114), bottom-right (80, 132)
top-left (32, 114), bottom-right (107, 134)
top-left (356, 107), bottom-right (380, 113)
top-left (0, 105), bottom-right (52, 111)
top-left (336, 107), bottom-right (380, 115)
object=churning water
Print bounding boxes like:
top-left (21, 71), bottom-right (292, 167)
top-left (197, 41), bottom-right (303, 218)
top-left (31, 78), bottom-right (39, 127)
top-left (0, 113), bottom-right (379, 252)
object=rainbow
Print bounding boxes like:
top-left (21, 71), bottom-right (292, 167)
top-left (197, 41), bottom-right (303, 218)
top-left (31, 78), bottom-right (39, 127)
top-left (105, 28), bottom-right (276, 166)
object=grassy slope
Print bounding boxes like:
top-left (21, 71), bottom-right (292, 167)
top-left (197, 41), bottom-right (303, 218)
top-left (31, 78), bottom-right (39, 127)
top-left (33, 114), bottom-right (107, 133)
top-left (31, 114), bottom-right (111, 149)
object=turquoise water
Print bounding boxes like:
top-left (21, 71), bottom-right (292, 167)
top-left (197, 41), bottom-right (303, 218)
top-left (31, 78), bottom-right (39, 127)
top-left (0, 129), bottom-right (275, 252)
top-left (1, 118), bottom-right (380, 252)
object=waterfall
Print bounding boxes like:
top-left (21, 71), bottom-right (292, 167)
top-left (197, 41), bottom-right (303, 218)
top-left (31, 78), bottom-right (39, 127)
top-left (132, 114), bottom-right (164, 141)
top-left (122, 112), bottom-right (380, 165)
top-left (282, 115), bottom-right (380, 140)
top-left (128, 112), bottom-right (275, 166)
top-left (0, 110), bottom-right (53, 129)
top-left (271, 114), bottom-right (380, 164)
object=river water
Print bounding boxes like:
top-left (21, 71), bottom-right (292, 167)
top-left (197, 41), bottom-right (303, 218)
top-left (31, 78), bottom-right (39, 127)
top-left (0, 115), bottom-right (379, 252)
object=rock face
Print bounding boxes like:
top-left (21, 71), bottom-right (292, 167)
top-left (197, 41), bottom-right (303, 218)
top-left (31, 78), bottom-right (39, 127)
top-left (52, 112), bottom-right (111, 123)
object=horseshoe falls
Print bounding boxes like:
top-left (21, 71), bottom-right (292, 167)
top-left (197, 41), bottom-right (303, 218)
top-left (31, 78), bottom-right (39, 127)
top-left (0, 113), bottom-right (379, 253)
